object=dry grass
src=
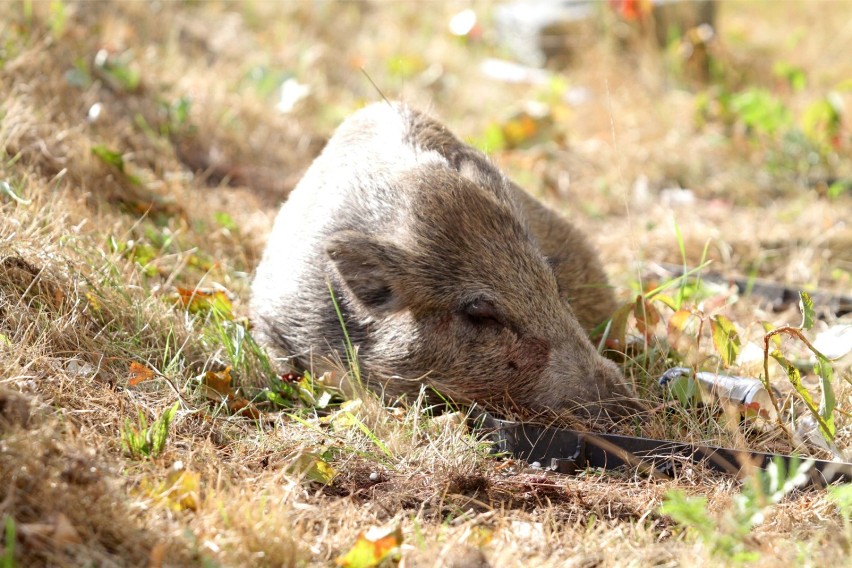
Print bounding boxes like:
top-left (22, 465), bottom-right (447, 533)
top-left (2, 1), bottom-right (852, 566)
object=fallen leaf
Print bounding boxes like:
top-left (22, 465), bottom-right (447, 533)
top-left (200, 367), bottom-right (261, 419)
top-left (668, 309), bottom-right (694, 334)
top-left (141, 467), bottom-right (201, 512)
top-left (175, 287), bottom-right (233, 319)
top-left (336, 524), bottom-right (402, 567)
top-left (634, 296), bottom-right (661, 340)
top-left (228, 396), bottom-right (261, 420)
top-left (287, 452), bottom-right (337, 485)
top-left (129, 362), bottom-right (156, 386)
top-left (201, 366), bottom-right (234, 400)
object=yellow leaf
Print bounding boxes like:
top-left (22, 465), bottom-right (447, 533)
top-left (287, 453), bottom-right (337, 484)
top-left (85, 292), bottom-right (101, 311)
top-left (336, 524), bottom-right (402, 567)
top-left (175, 287), bottom-right (233, 318)
top-left (668, 309), bottom-right (694, 333)
top-left (340, 399), bottom-right (362, 413)
top-left (141, 468), bottom-right (201, 512)
top-left (710, 315), bottom-right (741, 367)
top-left (319, 399), bottom-right (363, 427)
top-left (465, 525), bottom-right (493, 547)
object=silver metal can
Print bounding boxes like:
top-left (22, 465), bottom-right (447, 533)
top-left (659, 367), bottom-right (777, 421)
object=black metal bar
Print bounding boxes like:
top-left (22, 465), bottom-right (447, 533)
top-left (475, 413), bottom-right (852, 488)
top-left (650, 263), bottom-right (852, 317)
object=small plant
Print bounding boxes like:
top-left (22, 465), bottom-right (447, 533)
top-left (695, 71), bottom-right (849, 188)
top-left (121, 401), bottom-right (180, 459)
top-left (660, 457), bottom-right (813, 564)
top-left (762, 291), bottom-right (839, 443)
top-left (828, 482), bottom-right (852, 543)
top-left (328, 281), bottom-right (362, 386)
top-left (2, 514), bottom-right (15, 568)
top-left (266, 370), bottom-right (339, 411)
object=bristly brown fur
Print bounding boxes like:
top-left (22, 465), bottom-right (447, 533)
top-left (251, 102), bottom-right (636, 417)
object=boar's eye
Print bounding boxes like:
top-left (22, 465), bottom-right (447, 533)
top-left (463, 299), bottom-right (503, 327)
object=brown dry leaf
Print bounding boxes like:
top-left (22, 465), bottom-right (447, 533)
top-left (200, 366), bottom-right (235, 400)
top-left (18, 521), bottom-right (53, 541)
top-left (227, 396), bottom-right (260, 420)
top-left (336, 524), bottom-right (402, 567)
top-left (633, 296), bottom-right (661, 340)
top-left (52, 286), bottom-right (65, 307)
top-left (128, 362), bottom-right (156, 386)
top-left (201, 367), bottom-right (260, 419)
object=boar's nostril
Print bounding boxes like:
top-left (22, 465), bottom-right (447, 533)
top-left (463, 298), bottom-right (503, 328)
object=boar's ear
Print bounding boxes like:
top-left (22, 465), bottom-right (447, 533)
top-left (326, 231), bottom-right (408, 315)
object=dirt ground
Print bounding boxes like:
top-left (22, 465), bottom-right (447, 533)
top-left (1, 1), bottom-right (852, 566)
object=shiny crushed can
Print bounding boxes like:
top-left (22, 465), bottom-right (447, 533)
top-left (659, 367), bottom-right (778, 421)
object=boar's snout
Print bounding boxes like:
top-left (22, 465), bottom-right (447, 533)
top-left (531, 335), bottom-right (640, 420)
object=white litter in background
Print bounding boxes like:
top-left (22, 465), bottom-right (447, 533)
top-left (813, 325), bottom-right (852, 360)
top-left (87, 102), bottom-right (102, 123)
top-left (660, 187), bottom-right (696, 207)
top-left (277, 78), bottom-right (310, 114)
top-left (449, 9), bottom-right (477, 36)
top-left (479, 58), bottom-right (552, 85)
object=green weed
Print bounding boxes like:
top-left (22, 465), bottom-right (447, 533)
top-left (660, 457), bottom-right (813, 564)
top-left (328, 280), bottom-right (362, 386)
top-left (696, 74), bottom-right (849, 187)
top-left (828, 483), bottom-right (852, 543)
top-left (1, 515), bottom-right (15, 568)
top-left (121, 401), bottom-right (180, 459)
top-left (762, 291), bottom-right (839, 443)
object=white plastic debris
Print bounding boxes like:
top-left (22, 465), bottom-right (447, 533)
top-left (660, 187), bottom-right (696, 207)
top-left (87, 102), bottom-right (103, 123)
top-left (66, 359), bottom-right (95, 377)
top-left (449, 9), bottom-right (477, 37)
top-left (795, 415), bottom-right (843, 460)
top-left (277, 78), bottom-right (310, 114)
top-left (813, 325), bottom-right (852, 361)
top-left (479, 58), bottom-right (551, 85)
